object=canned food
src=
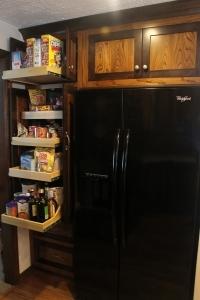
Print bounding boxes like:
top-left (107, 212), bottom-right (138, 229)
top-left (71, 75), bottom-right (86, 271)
top-left (17, 200), bottom-right (29, 219)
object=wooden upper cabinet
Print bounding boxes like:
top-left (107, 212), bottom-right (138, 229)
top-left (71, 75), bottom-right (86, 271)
top-left (65, 29), bottom-right (77, 81)
top-left (143, 22), bottom-right (200, 77)
top-left (88, 30), bottom-right (142, 80)
top-left (77, 20), bottom-right (200, 88)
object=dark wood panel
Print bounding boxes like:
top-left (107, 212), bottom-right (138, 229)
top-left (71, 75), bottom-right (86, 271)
top-left (0, 53), bottom-right (10, 216)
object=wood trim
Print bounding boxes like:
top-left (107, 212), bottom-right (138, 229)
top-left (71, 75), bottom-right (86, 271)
top-left (77, 77), bottom-right (200, 89)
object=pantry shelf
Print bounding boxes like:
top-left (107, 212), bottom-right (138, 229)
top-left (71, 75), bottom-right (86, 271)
top-left (21, 110), bottom-right (63, 120)
top-left (11, 137), bottom-right (60, 147)
top-left (2, 66), bottom-right (67, 84)
top-left (9, 167), bottom-right (61, 182)
top-left (1, 207), bottom-right (61, 232)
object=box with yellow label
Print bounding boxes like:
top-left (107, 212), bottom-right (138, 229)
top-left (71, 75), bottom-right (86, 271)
top-left (41, 34), bottom-right (63, 72)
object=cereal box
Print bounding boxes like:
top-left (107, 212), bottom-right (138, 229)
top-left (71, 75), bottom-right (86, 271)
top-left (41, 34), bottom-right (63, 68)
top-left (34, 38), bottom-right (42, 67)
top-left (26, 38), bottom-right (42, 67)
top-left (26, 38), bottom-right (35, 67)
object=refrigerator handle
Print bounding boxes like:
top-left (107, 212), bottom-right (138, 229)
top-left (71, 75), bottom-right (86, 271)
top-left (121, 129), bottom-right (130, 248)
top-left (111, 129), bottom-right (121, 246)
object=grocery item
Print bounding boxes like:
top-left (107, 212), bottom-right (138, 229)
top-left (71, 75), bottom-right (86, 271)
top-left (17, 122), bottom-right (28, 137)
top-left (34, 147), bottom-right (55, 172)
top-left (11, 51), bottom-right (24, 69)
top-left (41, 34), bottom-right (63, 68)
top-left (26, 38), bottom-right (41, 67)
top-left (28, 89), bottom-right (46, 106)
top-left (20, 150), bottom-right (35, 170)
top-left (47, 187), bottom-right (63, 206)
top-left (17, 199), bottom-right (29, 219)
top-left (6, 201), bottom-right (17, 217)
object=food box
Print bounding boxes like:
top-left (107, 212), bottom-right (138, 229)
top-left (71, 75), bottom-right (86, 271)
top-left (41, 34), bottom-right (63, 68)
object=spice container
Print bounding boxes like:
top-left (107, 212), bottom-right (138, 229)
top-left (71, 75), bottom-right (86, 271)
top-left (6, 201), bottom-right (17, 217)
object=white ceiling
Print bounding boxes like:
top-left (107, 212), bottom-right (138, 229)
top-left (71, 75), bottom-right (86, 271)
top-left (0, 0), bottom-right (175, 29)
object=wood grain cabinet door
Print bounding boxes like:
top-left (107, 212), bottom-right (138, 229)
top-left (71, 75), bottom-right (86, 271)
top-left (143, 22), bottom-right (200, 77)
top-left (88, 29), bottom-right (142, 80)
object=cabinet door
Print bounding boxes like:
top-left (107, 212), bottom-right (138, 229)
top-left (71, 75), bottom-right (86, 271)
top-left (65, 29), bottom-right (77, 81)
top-left (88, 29), bottom-right (142, 80)
top-left (143, 23), bottom-right (200, 77)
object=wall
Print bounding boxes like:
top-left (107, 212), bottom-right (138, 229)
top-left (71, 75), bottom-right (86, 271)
top-left (0, 20), bottom-right (23, 51)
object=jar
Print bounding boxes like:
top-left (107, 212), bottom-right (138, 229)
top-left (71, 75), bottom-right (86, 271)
top-left (6, 201), bottom-right (17, 217)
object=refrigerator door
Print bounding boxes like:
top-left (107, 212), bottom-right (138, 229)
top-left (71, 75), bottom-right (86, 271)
top-left (74, 89), bottom-right (122, 300)
top-left (119, 87), bottom-right (200, 300)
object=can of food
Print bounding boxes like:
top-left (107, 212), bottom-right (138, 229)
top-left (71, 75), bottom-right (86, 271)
top-left (17, 199), bottom-right (29, 219)
top-left (37, 127), bottom-right (48, 138)
top-left (28, 126), bottom-right (37, 137)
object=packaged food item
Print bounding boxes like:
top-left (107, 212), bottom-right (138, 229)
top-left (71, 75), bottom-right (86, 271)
top-left (26, 38), bottom-right (41, 67)
top-left (17, 122), bottom-right (28, 137)
top-left (46, 187), bottom-right (63, 206)
top-left (48, 90), bottom-right (63, 110)
top-left (20, 150), bottom-right (35, 170)
top-left (28, 89), bottom-right (46, 106)
top-left (34, 38), bottom-right (42, 67)
top-left (17, 199), bottom-right (29, 219)
top-left (6, 201), bottom-right (17, 217)
top-left (41, 34), bottom-right (63, 68)
top-left (54, 152), bottom-right (62, 171)
top-left (28, 125), bottom-right (37, 137)
top-left (21, 181), bottom-right (37, 194)
top-left (34, 147), bottom-right (55, 172)
top-left (37, 127), bottom-right (48, 138)
top-left (26, 38), bottom-right (35, 68)
top-left (11, 51), bottom-right (24, 69)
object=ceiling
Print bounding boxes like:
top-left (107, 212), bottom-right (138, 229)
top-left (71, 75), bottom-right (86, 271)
top-left (0, 0), bottom-right (175, 29)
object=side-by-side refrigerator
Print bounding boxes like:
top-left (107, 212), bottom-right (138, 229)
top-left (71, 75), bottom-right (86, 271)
top-left (74, 87), bottom-right (200, 300)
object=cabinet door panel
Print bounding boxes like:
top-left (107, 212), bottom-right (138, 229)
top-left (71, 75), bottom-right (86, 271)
top-left (89, 29), bottom-right (142, 80)
top-left (150, 31), bottom-right (197, 71)
top-left (95, 38), bottom-right (134, 74)
top-left (143, 23), bottom-right (200, 77)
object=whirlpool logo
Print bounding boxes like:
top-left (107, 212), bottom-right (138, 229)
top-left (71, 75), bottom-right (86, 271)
top-left (176, 96), bottom-right (192, 103)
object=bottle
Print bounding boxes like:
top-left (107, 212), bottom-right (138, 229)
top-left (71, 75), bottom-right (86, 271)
top-left (48, 190), bottom-right (58, 218)
top-left (37, 188), bottom-right (49, 222)
top-left (28, 189), bottom-right (38, 221)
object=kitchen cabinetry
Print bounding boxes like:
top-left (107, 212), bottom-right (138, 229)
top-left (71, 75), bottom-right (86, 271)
top-left (1, 60), bottom-right (74, 283)
top-left (78, 21), bottom-right (200, 88)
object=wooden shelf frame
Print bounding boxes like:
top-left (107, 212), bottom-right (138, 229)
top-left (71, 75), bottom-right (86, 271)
top-left (21, 110), bottom-right (63, 120)
top-left (9, 167), bottom-right (61, 182)
top-left (1, 207), bottom-right (61, 232)
top-left (2, 66), bottom-right (67, 84)
top-left (11, 137), bottom-right (61, 148)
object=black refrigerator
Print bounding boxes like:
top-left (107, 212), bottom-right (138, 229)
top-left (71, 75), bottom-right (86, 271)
top-left (73, 87), bottom-right (200, 300)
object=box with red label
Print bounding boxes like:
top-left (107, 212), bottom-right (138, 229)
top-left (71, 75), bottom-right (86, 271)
top-left (41, 34), bottom-right (63, 69)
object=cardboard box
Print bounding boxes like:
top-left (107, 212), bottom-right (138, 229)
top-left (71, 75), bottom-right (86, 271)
top-left (41, 34), bottom-right (63, 68)
top-left (26, 38), bottom-right (42, 67)
top-left (11, 51), bottom-right (24, 69)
